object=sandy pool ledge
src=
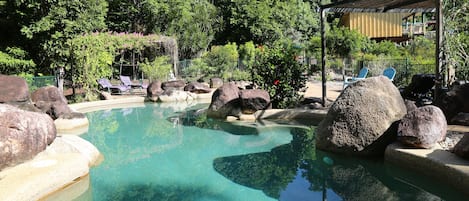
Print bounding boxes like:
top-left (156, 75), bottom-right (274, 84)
top-left (385, 142), bottom-right (469, 196)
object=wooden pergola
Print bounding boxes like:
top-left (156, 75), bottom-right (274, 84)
top-left (319, 0), bottom-right (443, 106)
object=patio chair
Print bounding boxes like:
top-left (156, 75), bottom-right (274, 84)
top-left (119, 75), bottom-right (148, 89)
top-left (97, 78), bottom-right (131, 94)
top-left (343, 67), bottom-right (369, 89)
top-left (383, 67), bottom-right (396, 81)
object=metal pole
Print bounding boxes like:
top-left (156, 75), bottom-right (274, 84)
top-left (320, 8), bottom-right (327, 107)
top-left (434, 0), bottom-right (443, 101)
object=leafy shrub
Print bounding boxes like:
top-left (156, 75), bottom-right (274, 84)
top-left (140, 56), bottom-right (172, 81)
top-left (0, 47), bottom-right (36, 75)
top-left (252, 42), bottom-right (308, 109)
top-left (181, 58), bottom-right (211, 82)
top-left (203, 43), bottom-right (239, 80)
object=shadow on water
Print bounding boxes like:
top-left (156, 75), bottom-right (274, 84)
top-left (213, 127), bottom-right (467, 201)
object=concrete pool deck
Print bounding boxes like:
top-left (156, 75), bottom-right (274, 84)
top-left (1, 81), bottom-right (469, 200)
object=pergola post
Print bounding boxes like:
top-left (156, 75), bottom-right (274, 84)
top-left (434, 0), bottom-right (443, 101)
top-left (320, 8), bottom-right (327, 107)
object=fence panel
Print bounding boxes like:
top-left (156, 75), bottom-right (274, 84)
top-left (32, 76), bottom-right (56, 89)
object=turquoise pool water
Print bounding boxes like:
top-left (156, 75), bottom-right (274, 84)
top-left (81, 102), bottom-right (466, 201)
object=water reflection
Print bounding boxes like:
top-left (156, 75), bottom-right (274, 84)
top-left (83, 103), bottom-right (466, 201)
top-left (213, 127), bottom-right (465, 201)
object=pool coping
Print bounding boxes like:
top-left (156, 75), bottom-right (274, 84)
top-left (2, 96), bottom-right (469, 200)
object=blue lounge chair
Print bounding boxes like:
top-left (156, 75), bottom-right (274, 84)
top-left (98, 78), bottom-right (131, 94)
top-left (343, 67), bottom-right (369, 89)
top-left (383, 67), bottom-right (396, 81)
top-left (119, 75), bottom-right (148, 89)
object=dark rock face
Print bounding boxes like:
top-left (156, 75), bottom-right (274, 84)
top-left (404, 100), bottom-right (418, 112)
top-left (401, 74), bottom-right (435, 101)
top-left (210, 78), bottom-right (223, 89)
top-left (147, 81), bottom-right (164, 100)
top-left (184, 82), bottom-right (211, 94)
top-left (453, 134), bottom-right (469, 159)
top-left (239, 89), bottom-right (271, 114)
top-left (316, 76), bottom-right (407, 156)
top-left (397, 105), bottom-right (447, 148)
top-left (162, 80), bottom-right (186, 90)
top-left (450, 113), bottom-right (469, 126)
top-left (0, 74), bottom-right (30, 103)
top-left (207, 83), bottom-right (241, 118)
top-left (434, 83), bottom-right (469, 122)
top-left (31, 86), bottom-right (72, 120)
top-left (0, 104), bottom-right (56, 170)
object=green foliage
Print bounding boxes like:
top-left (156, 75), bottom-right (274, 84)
top-left (107, 0), bottom-right (221, 59)
top-left (202, 43), bottom-right (239, 80)
top-left (140, 56), bottom-right (172, 81)
top-left (365, 40), bottom-right (404, 58)
top-left (216, 0), bottom-right (319, 46)
top-left (70, 32), bottom-right (176, 100)
top-left (444, 0), bottom-right (469, 80)
top-left (181, 58), bottom-right (210, 82)
top-left (238, 41), bottom-right (258, 73)
top-left (229, 69), bottom-right (251, 81)
top-left (326, 27), bottom-right (367, 58)
top-left (18, 0), bottom-right (108, 69)
top-left (252, 41), bottom-right (308, 109)
top-left (406, 36), bottom-right (435, 59)
top-left (0, 47), bottom-right (36, 75)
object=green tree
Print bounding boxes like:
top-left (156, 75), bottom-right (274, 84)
top-left (3, 0), bottom-right (108, 71)
top-left (326, 26), bottom-right (367, 59)
top-left (214, 0), bottom-right (320, 46)
top-left (107, 0), bottom-right (221, 59)
top-left (444, 0), bottom-right (469, 80)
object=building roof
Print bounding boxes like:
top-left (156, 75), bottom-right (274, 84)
top-left (321, 0), bottom-right (436, 13)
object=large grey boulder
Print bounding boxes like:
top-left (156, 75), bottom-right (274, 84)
top-left (397, 105), bottom-right (447, 148)
top-left (239, 89), bottom-right (271, 114)
top-left (0, 104), bottom-right (56, 170)
top-left (316, 76), bottom-right (407, 156)
top-left (0, 74), bottom-right (30, 103)
top-left (31, 86), bottom-right (73, 120)
top-left (207, 83), bottom-right (241, 118)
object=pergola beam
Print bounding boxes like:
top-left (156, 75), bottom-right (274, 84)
top-left (319, 0), bottom-right (442, 105)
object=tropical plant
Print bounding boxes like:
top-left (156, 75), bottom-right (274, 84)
top-left (251, 41), bottom-right (308, 109)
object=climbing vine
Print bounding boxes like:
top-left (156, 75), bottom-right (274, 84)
top-left (69, 32), bottom-right (177, 100)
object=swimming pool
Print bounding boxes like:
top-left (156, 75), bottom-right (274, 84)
top-left (80, 102), bottom-right (466, 201)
